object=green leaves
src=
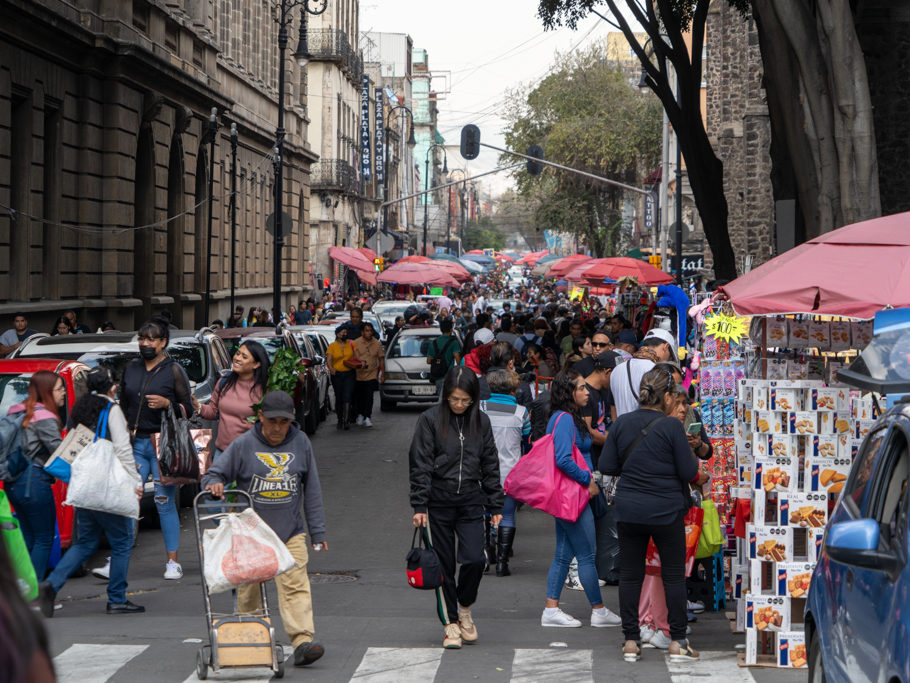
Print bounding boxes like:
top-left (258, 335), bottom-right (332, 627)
top-left (251, 347), bottom-right (301, 415)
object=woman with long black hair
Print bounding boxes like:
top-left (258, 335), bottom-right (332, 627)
top-left (193, 340), bottom-right (270, 460)
top-left (541, 369), bottom-right (621, 629)
top-left (409, 366), bottom-right (503, 650)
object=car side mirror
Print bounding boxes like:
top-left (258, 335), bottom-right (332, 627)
top-left (299, 357), bottom-right (313, 367)
top-left (825, 518), bottom-right (900, 574)
top-left (314, 354), bottom-right (325, 365)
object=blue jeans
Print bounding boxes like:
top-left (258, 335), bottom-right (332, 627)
top-left (133, 438), bottom-right (180, 552)
top-left (47, 508), bottom-right (134, 604)
top-left (6, 464), bottom-right (57, 580)
top-left (546, 505), bottom-right (602, 606)
top-left (500, 495), bottom-right (518, 528)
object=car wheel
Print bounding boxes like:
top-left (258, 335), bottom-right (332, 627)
top-left (380, 397), bottom-right (396, 412)
top-left (808, 627), bottom-right (825, 683)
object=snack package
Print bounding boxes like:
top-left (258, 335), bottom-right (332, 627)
top-left (833, 410), bottom-right (853, 436)
top-left (789, 411), bottom-right (818, 435)
top-left (817, 410), bottom-right (838, 435)
top-left (851, 320), bottom-right (873, 349)
top-left (777, 631), bottom-right (808, 668)
top-left (766, 318), bottom-right (788, 346)
top-left (788, 361), bottom-right (810, 380)
top-left (788, 320), bottom-right (810, 348)
top-left (834, 387), bottom-right (851, 412)
top-left (753, 386), bottom-right (769, 411)
top-left (808, 321), bottom-right (831, 350)
top-left (732, 564), bottom-right (749, 600)
top-left (752, 489), bottom-right (772, 526)
top-left (836, 432), bottom-right (852, 460)
top-left (771, 387), bottom-right (800, 412)
top-left (767, 360), bottom-right (788, 380)
top-left (749, 558), bottom-right (772, 596)
top-left (829, 322), bottom-right (852, 352)
top-left (775, 563), bottom-right (814, 599)
top-left (755, 456), bottom-right (799, 493)
top-left (749, 525), bottom-right (794, 563)
top-left (807, 528), bottom-right (826, 564)
top-left (855, 419), bottom-right (876, 441)
top-left (778, 491), bottom-right (828, 528)
top-left (810, 388), bottom-right (838, 411)
top-left (804, 457), bottom-right (851, 494)
top-left (809, 435), bottom-right (838, 458)
top-left (851, 396), bottom-right (875, 420)
top-left (770, 434), bottom-right (797, 459)
top-left (755, 411), bottom-right (786, 434)
top-left (827, 360), bottom-right (846, 387)
top-left (746, 594), bottom-right (791, 632)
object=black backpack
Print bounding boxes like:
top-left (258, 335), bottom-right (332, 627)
top-left (429, 336), bottom-right (456, 380)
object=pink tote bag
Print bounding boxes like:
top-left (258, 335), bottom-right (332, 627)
top-left (503, 412), bottom-right (590, 522)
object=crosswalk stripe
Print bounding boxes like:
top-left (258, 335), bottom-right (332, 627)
top-left (179, 645), bottom-right (292, 683)
top-left (667, 650), bottom-right (756, 683)
top-left (55, 644), bottom-right (149, 683)
top-left (350, 647), bottom-right (444, 682)
top-left (510, 648), bottom-right (593, 682)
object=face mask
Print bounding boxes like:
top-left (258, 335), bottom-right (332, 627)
top-left (139, 345), bottom-right (159, 360)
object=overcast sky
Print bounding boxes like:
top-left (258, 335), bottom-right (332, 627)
top-left (360, 1), bottom-right (625, 198)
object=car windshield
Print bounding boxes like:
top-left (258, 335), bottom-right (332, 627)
top-left (77, 352), bottom-right (140, 385)
top-left (167, 342), bottom-right (208, 383)
top-left (389, 335), bottom-right (436, 359)
top-left (0, 373), bottom-right (32, 416)
top-left (373, 302), bottom-right (412, 317)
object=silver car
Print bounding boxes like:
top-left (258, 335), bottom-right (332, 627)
top-left (380, 326), bottom-right (448, 411)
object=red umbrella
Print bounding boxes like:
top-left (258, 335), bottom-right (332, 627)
top-left (721, 211), bottom-right (910, 318)
top-left (581, 257), bottom-right (673, 285)
top-left (378, 262), bottom-right (460, 287)
top-left (516, 249), bottom-right (549, 265)
top-left (397, 254), bottom-right (432, 263)
top-left (430, 259), bottom-right (473, 282)
top-left (564, 258), bottom-right (614, 282)
top-left (497, 252), bottom-right (515, 262)
top-left (466, 249), bottom-right (485, 255)
top-left (358, 246), bottom-right (378, 263)
top-left (329, 246), bottom-right (377, 284)
top-left (548, 254), bottom-right (593, 279)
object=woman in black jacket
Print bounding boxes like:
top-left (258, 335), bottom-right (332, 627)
top-left (409, 366), bottom-right (503, 651)
top-left (117, 317), bottom-right (194, 582)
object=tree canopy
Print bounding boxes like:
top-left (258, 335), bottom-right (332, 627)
top-left (502, 45), bottom-right (662, 258)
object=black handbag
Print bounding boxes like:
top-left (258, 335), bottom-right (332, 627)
top-left (406, 526), bottom-right (443, 590)
top-left (155, 404), bottom-right (201, 486)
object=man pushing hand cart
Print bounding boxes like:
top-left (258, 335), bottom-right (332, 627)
top-left (200, 390), bottom-right (327, 671)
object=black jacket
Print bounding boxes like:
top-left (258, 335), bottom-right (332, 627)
top-left (121, 357), bottom-right (194, 438)
top-left (409, 405), bottom-right (503, 514)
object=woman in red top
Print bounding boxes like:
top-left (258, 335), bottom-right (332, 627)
top-left (193, 341), bottom-right (270, 460)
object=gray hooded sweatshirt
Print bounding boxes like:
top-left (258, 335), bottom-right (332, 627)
top-left (201, 422), bottom-right (325, 544)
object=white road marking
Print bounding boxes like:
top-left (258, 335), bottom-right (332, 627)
top-left (55, 644), bottom-right (149, 683)
top-left (510, 648), bottom-right (593, 682)
top-left (179, 645), bottom-right (292, 683)
top-left (350, 647), bottom-right (444, 682)
top-left (667, 650), bottom-right (756, 682)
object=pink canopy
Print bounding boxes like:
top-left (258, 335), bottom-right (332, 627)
top-left (547, 254), bottom-right (593, 278)
top-left (378, 262), bottom-right (460, 287)
top-left (397, 255), bottom-right (432, 263)
top-left (358, 246), bottom-right (379, 263)
top-left (581, 257), bottom-right (673, 285)
top-left (720, 211), bottom-right (910, 319)
top-left (328, 246), bottom-right (376, 285)
top-left (429, 259), bottom-right (473, 283)
top-left (516, 249), bottom-right (549, 265)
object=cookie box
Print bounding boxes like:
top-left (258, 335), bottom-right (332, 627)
top-left (809, 434), bottom-right (838, 458)
top-left (775, 562), bottom-right (814, 599)
top-left (789, 411), bottom-right (818, 435)
top-left (810, 388), bottom-right (838, 411)
top-left (777, 631), bottom-right (808, 668)
top-left (778, 491), bottom-right (828, 528)
top-left (770, 387), bottom-right (800, 412)
top-left (755, 456), bottom-right (799, 493)
top-left (804, 457), bottom-right (851, 494)
top-left (749, 525), bottom-right (794, 563)
top-left (746, 594), bottom-right (791, 632)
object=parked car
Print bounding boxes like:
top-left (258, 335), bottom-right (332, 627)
top-left (317, 310), bottom-right (387, 344)
top-left (0, 358), bottom-right (91, 548)
top-left (214, 326), bottom-right (320, 435)
top-left (487, 298), bottom-right (521, 314)
top-left (379, 325), bottom-right (443, 411)
top-left (289, 325), bottom-right (333, 418)
top-left (370, 300), bottom-right (415, 333)
top-left (805, 405), bottom-right (910, 683)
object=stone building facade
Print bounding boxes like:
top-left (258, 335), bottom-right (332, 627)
top-left (704, 2), bottom-right (775, 273)
top-left (0, 0), bottom-right (317, 332)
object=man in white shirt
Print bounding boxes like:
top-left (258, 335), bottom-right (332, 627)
top-left (609, 328), bottom-right (676, 418)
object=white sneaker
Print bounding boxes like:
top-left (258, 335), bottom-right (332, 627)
top-left (687, 600), bottom-right (705, 613)
top-left (641, 625), bottom-right (671, 649)
top-left (355, 415), bottom-right (364, 426)
top-left (92, 557), bottom-right (111, 580)
top-left (591, 607), bottom-right (621, 627)
top-left (163, 560), bottom-right (183, 580)
top-left (363, 417), bottom-right (373, 428)
top-left (564, 573), bottom-right (584, 591)
top-left (541, 607), bottom-right (582, 628)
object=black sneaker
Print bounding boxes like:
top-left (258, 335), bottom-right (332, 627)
top-left (106, 600), bottom-right (145, 614)
top-left (38, 581), bottom-right (56, 618)
top-left (293, 640), bottom-right (324, 666)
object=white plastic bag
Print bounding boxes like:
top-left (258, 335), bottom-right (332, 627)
top-left (202, 508), bottom-right (296, 594)
top-left (64, 439), bottom-right (139, 519)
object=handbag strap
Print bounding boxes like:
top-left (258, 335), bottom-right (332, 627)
top-left (94, 402), bottom-right (113, 442)
top-left (617, 413), bottom-right (663, 472)
top-left (626, 359), bottom-right (639, 402)
top-left (411, 525), bottom-right (434, 550)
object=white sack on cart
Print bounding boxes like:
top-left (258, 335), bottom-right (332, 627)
top-left (64, 439), bottom-right (140, 519)
top-left (202, 507), bottom-right (296, 594)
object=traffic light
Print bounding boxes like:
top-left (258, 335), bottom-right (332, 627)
top-left (526, 144), bottom-right (544, 176)
top-left (648, 254), bottom-right (662, 269)
top-left (373, 257), bottom-right (384, 272)
top-left (460, 124), bottom-right (480, 160)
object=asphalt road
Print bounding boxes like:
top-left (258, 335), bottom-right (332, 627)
top-left (42, 400), bottom-right (807, 682)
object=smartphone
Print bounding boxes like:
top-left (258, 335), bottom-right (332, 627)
top-left (686, 422), bottom-right (702, 435)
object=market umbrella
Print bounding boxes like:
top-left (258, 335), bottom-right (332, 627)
top-left (516, 249), bottom-right (548, 265)
top-left (465, 249), bottom-right (485, 255)
top-left (581, 257), bottom-right (673, 286)
top-left (377, 262), bottom-right (460, 287)
top-left (429, 259), bottom-right (473, 282)
top-left (357, 246), bottom-right (378, 263)
top-left (329, 246), bottom-right (377, 284)
top-left (397, 254), bottom-right (432, 263)
top-left (548, 254), bottom-right (593, 279)
top-left (720, 211), bottom-right (910, 318)
top-left (429, 253), bottom-right (462, 263)
top-left (462, 253), bottom-right (497, 265)
top-left (458, 258), bottom-right (486, 274)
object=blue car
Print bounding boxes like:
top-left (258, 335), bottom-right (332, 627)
top-left (805, 406), bottom-right (910, 683)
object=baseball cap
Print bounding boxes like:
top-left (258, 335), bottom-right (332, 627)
top-left (592, 350), bottom-right (620, 371)
top-left (260, 391), bottom-right (296, 420)
top-left (617, 329), bottom-right (638, 347)
top-left (474, 327), bottom-right (495, 345)
top-left (643, 328), bottom-right (676, 351)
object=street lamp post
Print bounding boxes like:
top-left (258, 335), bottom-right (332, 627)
top-left (272, 0), bottom-right (326, 324)
top-left (422, 143), bottom-right (447, 256)
top-left (674, 80), bottom-right (683, 285)
top-left (383, 104), bottom-right (415, 237)
top-left (229, 122), bottom-right (237, 319)
top-left (203, 107), bottom-right (218, 325)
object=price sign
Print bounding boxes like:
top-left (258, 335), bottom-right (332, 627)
top-left (704, 313), bottom-right (749, 343)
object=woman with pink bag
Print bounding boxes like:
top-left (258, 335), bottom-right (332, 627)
top-left (540, 370), bottom-right (622, 629)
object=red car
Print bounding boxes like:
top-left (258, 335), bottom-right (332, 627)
top-left (0, 358), bottom-right (91, 549)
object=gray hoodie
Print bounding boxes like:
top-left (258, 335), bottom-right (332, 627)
top-left (201, 422), bottom-right (325, 544)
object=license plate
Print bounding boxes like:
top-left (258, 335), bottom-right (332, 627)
top-left (412, 385), bottom-right (436, 396)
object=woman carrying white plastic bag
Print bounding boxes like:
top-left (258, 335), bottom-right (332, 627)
top-left (38, 367), bottom-right (145, 617)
